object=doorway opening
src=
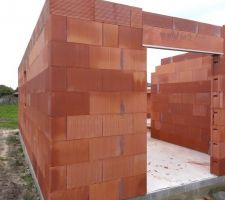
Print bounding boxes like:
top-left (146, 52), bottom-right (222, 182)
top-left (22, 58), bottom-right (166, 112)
top-left (146, 48), bottom-right (215, 193)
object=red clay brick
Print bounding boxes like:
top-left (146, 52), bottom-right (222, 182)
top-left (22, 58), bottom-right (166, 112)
top-left (51, 41), bottom-right (89, 67)
top-left (49, 67), bottom-right (66, 91)
top-left (47, 14), bottom-right (67, 41)
top-left (102, 114), bottom-right (133, 136)
top-left (212, 75), bottom-right (225, 92)
top-left (195, 93), bottom-right (211, 105)
top-left (90, 136), bottom-right (122, 160)
top-left (131, 7), bottom-right (142, 28)
top-left (122, 174), bottom-right (146, 199)
top-left (96, 2), bottom-right (131, 26)
top-left (123, 49), bottom-right (147, 71)
top-left (198, 22), bottom-right (222, 37)
top-left (133, 113), bottom-right (147, 133)
top-left (192, 105), bottom-right (208, 117)
top-left (133, 154), bottom-right (146, 175)
top-left (67, 115), bottom-right (102, 139)
top-left (212, 126), bottom-right (225, 143)
top-left (28, 30), bottom-right (46, 66)
top-left (212, 142), bottom-right (225, 159)
top-left (67, 161), bottom-right (102, 188)
top-left (50, 166), bottom-right (66, 192)
top-left (115, 4), bottom-right (131, 26)
top-left (27, 47), bottom-right (49, 82)
top-left (103, 23), bottom-right (118, 47)
top-left (103, 154), bottom-right (146, 181)
top-left (102, 70), bottom-right (133, 92)
top-left (67, 18), bottom-right (102, 45)
top-left (50, 186), bottom-right (89, 200)
top-left (50, 0), bottom-right (95, 20)
top-left (173, 17), bottom-right (198, 33)
top-left (67, 68), bottom-right (102, 92)
top-left (211, 157), bottom-right (225, 176)
top-left (133, 72), bottom-right (147, 91)
top-left (90, 92), bottom-right (120, 114)
top-left (95, 0), bottom-right (116, 24)
top-left (121, 92), bottom-right (147, 113)
top-left (50, 92), bottom-right (90, 116)
top-left (178, 71), bottom-right (193, 82)
top-left (123, 134), bottom-right (146, 156)
top-left (51, 139), bottom-right (89, 166)
top-left (103, 156), bottom-right (133, 181)
top-left (143, 12), bottom-right (173, 29)
top-left (49, 117), bottom-right (66, 141)
top-left (213, 109), bottom-right (225, 126)
top-left (89, 46), bottom-right (121, 70)
top-left (212, 92), bottom-right (223, 108)
top-left (151, 112), bottom-right (160, 121)
top-left (119, 26), bottom-right (142, 49)
top-left (192, 68), bottom-right (209, 82)
top-left (90, 180), bottom-right (120, 200)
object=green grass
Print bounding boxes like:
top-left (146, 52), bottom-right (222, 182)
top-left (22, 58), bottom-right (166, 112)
top-left (0, 104), bottom-right (18, 129)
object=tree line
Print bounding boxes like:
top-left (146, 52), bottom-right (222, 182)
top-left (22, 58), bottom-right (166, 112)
top-left (0, 85), bottom-right (17, 97)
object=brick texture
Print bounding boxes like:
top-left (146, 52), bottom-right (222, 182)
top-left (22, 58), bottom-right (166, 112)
top-left (18, 0), bottom-right (225, 199)
top-left (151, 53), bottom-right (212, 153)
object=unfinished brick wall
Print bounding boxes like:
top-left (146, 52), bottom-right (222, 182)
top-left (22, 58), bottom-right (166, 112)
top-left (18, 0), bottom-right (225, 198)
top-left (211, 26), bottom-right (225, 175)
top-left (18, 0), bottom-right (147, 199)
top-left (151, 53), bottom-right (212, 153)
top-left (211, 55), bottom-right (225, 175)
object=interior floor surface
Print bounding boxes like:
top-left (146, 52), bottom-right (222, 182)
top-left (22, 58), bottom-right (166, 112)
top-left (147, 132), bottom-right (216, 193)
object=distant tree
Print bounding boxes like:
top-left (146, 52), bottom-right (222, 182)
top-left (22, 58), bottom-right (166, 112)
top-left (0, 85), bottom-right (14, 97)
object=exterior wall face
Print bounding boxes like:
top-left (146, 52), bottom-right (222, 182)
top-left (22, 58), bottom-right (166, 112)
top-left (151, 53), bottom-right (212, 153)
top-left (19, 0), bottom-right (147, 199)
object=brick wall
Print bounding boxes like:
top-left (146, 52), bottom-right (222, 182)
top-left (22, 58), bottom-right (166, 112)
top-left (18, 0), bottom-right (225, 198)
top-left (211, 38), bottom-right (225, 175)
top-left (147, 91), bottom-right (151, 118)
top-left (151, 53), bottom-right (212, 153)
top-left (18, 0), bottom-right (147, 199)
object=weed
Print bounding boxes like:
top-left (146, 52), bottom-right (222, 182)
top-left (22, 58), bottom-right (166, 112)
top-left (24, 192), bottom-right (34, 200)
top-left (6, 135), bottom-right (19, 145)
top-left (22, 174), bottom-right (34, 189)
top-left (0, 156), bottom-right (7, 161)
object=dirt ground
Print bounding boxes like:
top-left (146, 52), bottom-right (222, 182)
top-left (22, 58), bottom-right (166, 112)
top-left (0, 129), bottom-right (40, 200)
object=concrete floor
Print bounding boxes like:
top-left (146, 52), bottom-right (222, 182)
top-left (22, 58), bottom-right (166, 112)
top-left (147, 132), bottom-right (216, 193)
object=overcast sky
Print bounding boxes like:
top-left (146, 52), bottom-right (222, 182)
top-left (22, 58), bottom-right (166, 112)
top-left (0, 0), bottom-right (225, 89)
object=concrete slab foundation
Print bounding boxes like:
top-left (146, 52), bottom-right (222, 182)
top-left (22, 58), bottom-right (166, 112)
top-left (147, 132), bottom-right (215, 193)
top-left (133, 175), bottom-right (225, 200)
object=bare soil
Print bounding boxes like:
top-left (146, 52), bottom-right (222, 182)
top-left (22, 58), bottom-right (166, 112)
top-left (0, 129), bottom-right (40, 200)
